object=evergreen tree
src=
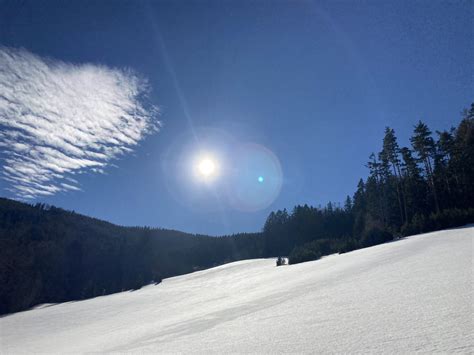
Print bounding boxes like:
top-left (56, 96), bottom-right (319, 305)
top-left (400, 147), bottom-right (427, 221)
top-left (435, 128), bottom-right (456, 207)
top-left (344, 195), bottom-right (353, 212)
top-left (352, 179), bottom-right (366, 237)
top-left (411, 121), bottom-right (440, 213)
top-left (382, 127), bottom-right (407, 224)
top-left (366, 153), bottom-right (388, 227)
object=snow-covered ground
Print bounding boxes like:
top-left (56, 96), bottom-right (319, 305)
top-left (1, 227), bottom-right (473, 353)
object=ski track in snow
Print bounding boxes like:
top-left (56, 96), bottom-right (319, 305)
top-left (1, 227), bottom-right (473, 353)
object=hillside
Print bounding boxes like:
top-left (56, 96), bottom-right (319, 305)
top-left (0, 197), bottom-right (262, 315)
top-left (1, 227), bottom-right (472, 353)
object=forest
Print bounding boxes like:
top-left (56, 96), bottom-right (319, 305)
top-left (0, 103), bottom-right (473, 315)
top-left (0, 198), bottom-right (262, 315)
top-left (268, 103), bottom-right (474, 264)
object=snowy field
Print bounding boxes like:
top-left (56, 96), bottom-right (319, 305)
top-left (1, 227), bottom-right (473, 353)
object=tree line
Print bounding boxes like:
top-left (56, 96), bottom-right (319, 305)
top-left (0, 198), bottom-right (262, 315)
top-left (0, 103), bottom-right (472, 314)
top-left (264, 103), bottom-right (474, 264)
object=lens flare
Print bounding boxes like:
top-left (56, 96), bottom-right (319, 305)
top-left (161, 126), bottom-right (282, 214)
top-left (227, 143), bottom-right (283, 212)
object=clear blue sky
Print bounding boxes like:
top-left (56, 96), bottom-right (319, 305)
top-left (0, 0), bottom-right (472, 235)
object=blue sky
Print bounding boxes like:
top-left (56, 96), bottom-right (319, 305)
top-left (0, 0), bottom-right (472, 235)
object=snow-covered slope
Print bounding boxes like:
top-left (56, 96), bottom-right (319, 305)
top-left (1, 227), bottom-right (473, 353)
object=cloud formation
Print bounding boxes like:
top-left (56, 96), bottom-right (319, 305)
top-left (0, 47), bottom-right (159, 199)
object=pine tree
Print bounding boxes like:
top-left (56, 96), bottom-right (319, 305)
top-left (352, 179), bottom-right (366, 237)
top-left (410, 121), bottom-right (440, 213)
top-left (400, 146), bottom-right (428, 220)
top-left (452, 106), bottom-right (474, 207)
top-left (344, 195), bottom-right (353, 212)
top-left (382, 127), bottom-right (407, 224)
top-left (435, 128), bottom-right (456, 207)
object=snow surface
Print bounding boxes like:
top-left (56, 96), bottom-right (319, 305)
top-left (1, 227), bottom-right (473, 353)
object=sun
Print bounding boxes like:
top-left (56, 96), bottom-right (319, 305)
top-left (198, 158), bottom-right (216, 177)
top-left (193, 151), bottom-right (221, 183)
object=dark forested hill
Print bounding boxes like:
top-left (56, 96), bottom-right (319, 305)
top-left (0, 198), bottom-right (263, 315)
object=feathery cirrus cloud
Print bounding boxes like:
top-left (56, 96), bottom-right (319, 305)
top-left (0, 47), bottom-right (159, 199)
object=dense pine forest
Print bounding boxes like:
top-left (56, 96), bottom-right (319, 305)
top-left (1, 103), bottom-right (473, 315)
top-left (267, 103), bottom-right (474, 263)
top-left (0, 199), bottom-right (261, 315)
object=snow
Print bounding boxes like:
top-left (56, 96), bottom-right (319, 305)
top-left (1, 227), bottom-right (473, 353)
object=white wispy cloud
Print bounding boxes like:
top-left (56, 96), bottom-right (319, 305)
top-left (0, 47), bottom-right (159, 199)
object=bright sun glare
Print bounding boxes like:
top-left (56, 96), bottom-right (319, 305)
top-left (198, 158), bottom-right (216, 177)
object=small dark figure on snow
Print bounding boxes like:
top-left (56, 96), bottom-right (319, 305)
top-left (276, 256), bottom-right (283, 267)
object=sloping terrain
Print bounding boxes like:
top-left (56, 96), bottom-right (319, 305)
top-left (0, 197), bottom-right (262, 315)
top-left (1, 227), bottom-right (473, 353)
